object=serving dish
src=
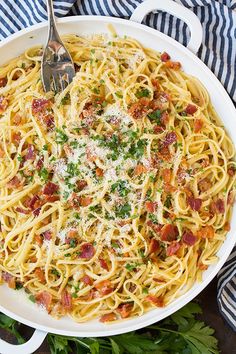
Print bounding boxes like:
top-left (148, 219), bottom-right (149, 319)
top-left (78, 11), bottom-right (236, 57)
top-left (0, 0), bottom-right (235, 353)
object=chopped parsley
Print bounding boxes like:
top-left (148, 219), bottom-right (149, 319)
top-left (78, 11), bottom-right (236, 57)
top-left (148, 109), bottom-right (161, 124)
top-left (142, 287), bottom-right (149, 294)
top-left (28, 295), bottom-right (35, 303)
top-left (164, 194), bottom-right (172, 208)
top-left (115, 203), bottom-right (131, 219)
top-left (111, 180), bottom-right (130, 197)
top-left (61, 93), bottom-right (70, 105)
top-left (51, 269), bottom-right (60, 276)
top-left (42, 144), bottom-right (48, 151)
top-left (38, 167), bottom-right (49, 181)
top-left (69, 239), bottom-right (77, 248)
top-left (126, 139), bottom-right (147, 159)
top-left (17, 154), bottom-right (23, 162)
top-left (55, 128), bottom-right (68, 145)
top-left (125, 263), bottom-right (140, 271)
top-left (135, 88), bottom-right (150, 98)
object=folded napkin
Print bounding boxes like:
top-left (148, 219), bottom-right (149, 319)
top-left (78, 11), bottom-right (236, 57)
top-left (0, 0), bottom-right (235, 331)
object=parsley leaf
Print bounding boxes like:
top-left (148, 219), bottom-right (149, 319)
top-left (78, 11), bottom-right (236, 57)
top-left (148, 109), bottom-right (161, 124)
top-left (111, 180), bottom-right (130, 197)
top-left (115, 203), bottom-right (131, 219)
top-left (136, 88), bottom-right (150, 98)
top-left (55, 128), bottom-right (68, 145)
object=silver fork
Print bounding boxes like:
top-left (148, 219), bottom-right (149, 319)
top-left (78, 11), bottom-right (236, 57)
top-left (41, 0), bottom-right (75, 92)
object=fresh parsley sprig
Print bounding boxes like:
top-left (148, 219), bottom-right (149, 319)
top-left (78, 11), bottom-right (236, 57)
top-left (0, 302), bottom-right (219, 354)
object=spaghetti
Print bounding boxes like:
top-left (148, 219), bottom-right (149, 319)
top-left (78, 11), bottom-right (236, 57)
top-left (0, 34), bottom-right (235, 323)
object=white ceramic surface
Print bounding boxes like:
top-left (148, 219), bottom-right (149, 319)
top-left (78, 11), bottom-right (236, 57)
top-left (0, 0), bottom-right (235, 352)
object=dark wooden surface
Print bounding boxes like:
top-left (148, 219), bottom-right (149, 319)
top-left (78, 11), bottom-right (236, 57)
top-left (0, 278), bottom-right (235, 353)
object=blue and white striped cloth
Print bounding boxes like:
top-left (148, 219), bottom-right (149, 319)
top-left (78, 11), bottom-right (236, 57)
top-left (0, 0), bottom-right (235, 331)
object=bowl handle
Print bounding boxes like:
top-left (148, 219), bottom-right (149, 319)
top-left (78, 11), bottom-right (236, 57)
top-left (130, 0), bottom-right (202, 54)
top-left (0, 329), bottom-right (47, 354)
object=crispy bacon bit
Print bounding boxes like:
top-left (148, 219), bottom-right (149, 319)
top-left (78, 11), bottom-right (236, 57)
top-left (163, 183), bottom-right (176, 193)
top-left (116, 303), bottom-right (133, 318)
top-left (148, 238), bottom-right (160, 254)
top-left (166, 242), bottom-right (181, 256)
top-left (35, 234), bottom-right (43, 246)
top-left (44, 114), bottom-right (55, 130)
top-left (0, 77), bottom-right (7, 87)
top-left (79, 243), bottom-right (95, 259)
top-left (12, 132), bottom-right (22, 146)
top-left (163, 131), bottom-right (177, 146)
top-left (194, 119), bottom-right (203, 133)
top-left (68, 192), bottom-right (80, 210)
top-left (0, 96), bottom-right (8, 113)
top-left (145, 201), bottom-right (157, 213)
top-left (160, 224), bottom-right (178, 242)
top-left (42, 230), bottom-right (52, 241)
top-left (25, 144), bottom-right (35, 160)
top-left (81, 99), bottom-right (104, 119)
top-left (15, 207), bottom-right (30, 214)
top-left (76, 180), bottom-right (87, 191)
top-left (33, 207), bottom-right (41, 217)
top-left (227, 166), bottom-right (236, 176)
top-left (147, 220), bottom-right (162, 234)
top-left (158, 145), bottom-right (172, 161)
top-left (99, 258), bottom-right (109, 271)
top-left (34, 268), bottom-right (45, 283)
top-left (197, 225), bottom-right (214, 239)
top-left (86, 147), bottom-right (97, 162)
top-left (12, 113), bottom-right (22, 125)
top-left (182, 231), bottom-right (197, 246)
top-left (61, 290), bottom-right (72, 311)
top-left (198, 263), bottom-right (208, 270)
top-left (224, 222), bottom-right (231, 231)
top-left (45, 195), bottom-right (60, 203)
top-left (161, 111), bottom-right (169, 125)
top-left (134, 164), bottom-right (148, 176)
top-left (146, 295), bottom-right (164, 307)
top-left (164, 61), bottom-right (181, 70)
top-left (185, 104), bottom-right (197, 115)
top-left (7, 176), bottom-right (22, 189)
top-left (128, 98), bottom-right (150, 119)
top-left (151, 79), bottom-right (160, 90)
top-left (211, 198), bottom-right (225, 214)
top-left (100, 313), bottom-right (117, 322)
top-left (95, 280), bottom-right (113, 296)
top-left (162, 168), bottom-right (171, 183)
top-left (81, 275), bottom-right (93, 285)
top-left (187, 197), bottom-right (202, 211)
top-left (95, 168), bottom-right (104, 177)
top-left (80, 196), bottom-right (92, 207)
top-left (36, 156), bottom-right (44, 170)
top-left (0, 145), bottom-right (4, 158)
top-left (151, 92), bottom-right (170, 111)
top-left (35, 291), bottom-right (52, 312)
top-left (28, 195), bottom-right (40, 210)
top-left (32, 98), bottom-right (51, 114)
top-left (161, 52), bottom-right (170, 62)
top-left (2, 272), bottom-right (16, 289)
top-left (227, 190), bottom-right (235, 205)
top-left (198, 178), bottom-right (211, 192)
top-left (42, 182), bottom-right (59, 195)
top-left (153, 125), bottom-right (164, 134)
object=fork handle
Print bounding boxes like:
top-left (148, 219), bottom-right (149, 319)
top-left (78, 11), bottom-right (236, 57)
top-left (46, 0), bottom-right (62, 43)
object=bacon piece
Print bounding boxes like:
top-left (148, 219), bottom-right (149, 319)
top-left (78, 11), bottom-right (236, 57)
top-left (198, 178), bottom-right (211, 192)
top-left (134, 164), bottom-right (148, 176)
top-left (2, 272), bottom-right (16, 289)
top-left (80, 196), bottom-right (92, 207)
top-left (145, 201), bottom-right (157, 213)
top-left (116, 303), bottom-right (133, 318)
top-left (161, 111), bottom-right (169, 125)
top-left (185, 104), bottom-right (197, 115)
top-left (162, 168), bottom-right (171, 183)
top-left (43, 114), bottom-right (55, 130)
top-left (194, 119), bottom-right (203, 133)
top-left (42, 182), bottom-right (59, 195)
top-left (61, 289), bottom-right (72, 311)
top-left (227, 190), bottom-right (235, 205)
top-left (81, 99), bottom-right (104, 119)
top-left (32, 98), bottom-right (51, 114)
top-left (224, 222), bottom-right (230, 232)
top-left (145, 295), bottom-right (164, 307)
top-left (211, 198), bottom-right (225, 214)
top-left (66, 229), bottom-right (78, 239)
top-left (95, 280), bottom-right (113, 296)
top-left (227, 166), bottom-right (236, 176)
top-left (7, 176), bottom-right (22, 189)
top-left (42, 230), bottom-right (52, 240)
top-left (0, 77), bottom-right (7, 87)
top-left (76, 180), bottom-right (87, 191)
top-left (95, 168), bottom-right (104, 177)
top-left (81, 275), bottom-right (93, 285)
top-left (151, 92), bottom-right (170, 111)
top-left (160, 224), bottom-right (179, 242)
top-left (15, 206), bottom-right (30, 214)
top-left (12, 132), bottom-right (21, 146)
top-left (148, 238), bottom-right (160, 254)
top-left (166, 242), bottom-right (181, 256)
top-left (0, 96), bottom-right (8, 113)
top-left (99, 258), bottom-right (109, 271)
top-left (197, 225), bottom-right (214, 239)
top-left (25, 144), bottom-right (35, 160)
top-left (163, 183), bottom-right (176, 193)
top-left (100, 313), bottom-right (117, 322)
top-left (147, 220), bottom-right (162, 234)
top-left (187, 197), bottom-right (202, 211)
top-left (79, 243), bottom-right (95, 259)
top-left (35, 234), bottom-right (43, 246)
top-left (45, 195), bottom-right (60, 203)
top-left (161, 52), bottom-right (170, 62)
top-left (164, 61), bottom-right (181, 70)
top-left (0, 144), bottom-right (4, 158)
top-left (182, 231), bottom-right (197, 246)
top-left (151, 79), bottom-right (160, 90)
top-left (35, 291), bottom-right (52, 312)
top-left (128, 98), bottom-right (150, 119)
top-left (68, 192), bottom-right (80, 210)
top-left (33, 207), bottom-right (41, 216)
top-left (34, 268), bottom-right (45, 283)
top-left (153, 125), bottom-right (164, 134)
top-left (28, 195), bottom-right (41, 210)
top-left (12, 113), bottom-right (23, 126)
top-left (36, 156), bottom-right (44, 170)
top-left (163, 131), bottom-right (177, 146)
top-left (86, 148), bottom-right (97, 162)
